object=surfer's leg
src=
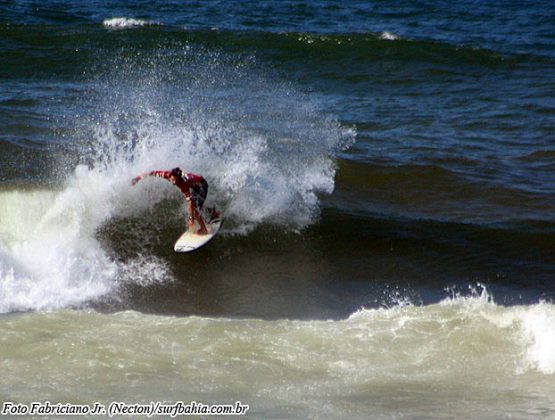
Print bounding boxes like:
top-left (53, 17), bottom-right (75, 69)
top-left (186, 201), bottom-right (196, 230)
top-left (195, 212), bottom-right (208, 235)
top-left (187, 179), bottom-right (209, 234)
top-left (192, 206), bottom-right (208, 234)
top-left (187, 197), bottom-right (208, 235)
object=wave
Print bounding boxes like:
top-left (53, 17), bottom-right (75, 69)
top-left (1, 289), bottom-right (554, 417)
top-left (331, 160), bottom-right (555, 225)
top-left (1, 23), bottom-right (547, 72)
top-left (0, 44), bottom-right (353, 313)
top-left (185, 30), bottom-right (528, 66)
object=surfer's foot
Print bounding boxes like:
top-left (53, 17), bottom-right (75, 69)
top-left (188, 216), bottom-right (208, 235)
top-left (206, 207), bottom-right (220, 222)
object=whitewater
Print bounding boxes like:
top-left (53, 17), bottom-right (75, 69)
top-left (1, 289), bottom-right (554, 418)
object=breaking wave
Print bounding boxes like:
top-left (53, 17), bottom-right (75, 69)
top-left (0, 45), bottom-right (354, 313)
top-left (1, 288), bottom-right (553, 418)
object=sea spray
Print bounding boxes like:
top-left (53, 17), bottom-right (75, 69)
top-left (0, 44), bottom-right (354, 313)
top-left (76, 44), bottom-right (354, 231)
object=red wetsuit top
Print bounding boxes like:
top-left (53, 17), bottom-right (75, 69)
top-left (147, 171), bottom-right (207, 206)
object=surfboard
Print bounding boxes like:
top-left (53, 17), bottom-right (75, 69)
top-left (174, 212), bottom-right (222, 253)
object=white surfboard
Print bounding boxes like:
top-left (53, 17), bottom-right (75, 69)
top-left (174, 215), bottom-right (222, 253)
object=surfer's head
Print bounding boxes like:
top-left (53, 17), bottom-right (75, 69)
top-left (169, 167), bottom-right (182, 184)
top-left (170, 167), bottom-right (182, 178)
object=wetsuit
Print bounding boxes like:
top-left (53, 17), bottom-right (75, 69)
top-left (147, 170), bottom-right (208, 209)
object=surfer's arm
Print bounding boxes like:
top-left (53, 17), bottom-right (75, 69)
top-left (131, 170), bottom-right (171, 186)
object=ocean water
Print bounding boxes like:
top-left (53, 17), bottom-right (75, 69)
top-left (0, 1), bottom-right (554, 418)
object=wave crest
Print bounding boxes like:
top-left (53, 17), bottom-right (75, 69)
top-left (103, 17), bottom-right (152, 29)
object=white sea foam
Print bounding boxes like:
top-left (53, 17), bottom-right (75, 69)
top-left (379, 31), bottom-right (399, 41)
top-left (519, 303), bottom-right (555, 374)
top-left (103, 17), bottom-right (151, 29)
top-left (0, 189), bottom-right (115, 313)
top-left (1, 296), bottom-right (554, 418)
top-left (438, 287), bottom-right (555, 375)
top-left (347, 287), bottom-right (555, 376)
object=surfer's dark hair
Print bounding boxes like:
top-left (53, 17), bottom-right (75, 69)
top-left (170, 167), bottom-right (182, 177)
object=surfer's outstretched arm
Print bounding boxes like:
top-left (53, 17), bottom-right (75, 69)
top-left (131, 170), bottom-right (171, 186)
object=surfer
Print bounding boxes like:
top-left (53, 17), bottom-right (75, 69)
top-left (131, 167), bottom-right (209, 235)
